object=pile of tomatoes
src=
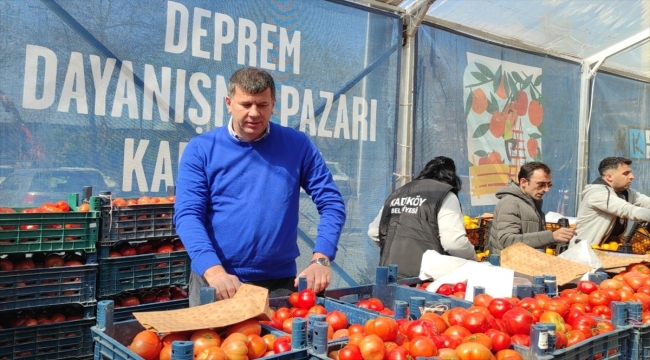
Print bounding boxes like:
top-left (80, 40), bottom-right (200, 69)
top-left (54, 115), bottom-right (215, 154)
top-left (103, 285), bottom-right (188, 308)
top-left (111, 195), bottom-right (175, 207)
top-left (107, 238), bottom-right (185, 257)
top-left (0, 304), bottom-right (85, 330)
top-left (128, 319), bottom-right (291, 360)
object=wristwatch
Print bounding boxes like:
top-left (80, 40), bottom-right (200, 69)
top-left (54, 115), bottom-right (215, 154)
top-left (310, 258), bottom-right (331, 267)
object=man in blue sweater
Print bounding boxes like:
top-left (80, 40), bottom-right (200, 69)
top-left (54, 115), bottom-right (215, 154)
top-left (174, 67), bottom-right (346, 305)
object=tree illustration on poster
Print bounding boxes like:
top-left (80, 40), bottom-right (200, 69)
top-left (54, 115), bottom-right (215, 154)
top-left (464, 53), bottom-right (544, 206)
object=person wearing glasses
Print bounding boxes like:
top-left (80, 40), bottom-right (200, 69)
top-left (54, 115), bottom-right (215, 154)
top-left (488, 162), bottom-right (576, 255)
top-left (575, 157), bottom-right (650, 245)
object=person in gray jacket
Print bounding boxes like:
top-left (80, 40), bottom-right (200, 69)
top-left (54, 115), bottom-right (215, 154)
top-left (488, 162), bottom-right (575, 255)
top-left (575, 157), bottom-right (650, 246)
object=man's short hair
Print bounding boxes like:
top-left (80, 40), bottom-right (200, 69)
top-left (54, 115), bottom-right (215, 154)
top-left (518, 162), bottom-right (551, 182)
top-left (598, 157), bottom-right (632, 176)
top-left (228, 67), bottom-right (276, 100)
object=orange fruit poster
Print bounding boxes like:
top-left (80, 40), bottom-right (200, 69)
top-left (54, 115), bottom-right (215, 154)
top-left (464, 54), bottom-right (545, 206)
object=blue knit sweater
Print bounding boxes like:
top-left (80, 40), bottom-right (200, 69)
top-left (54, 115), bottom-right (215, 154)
top-left (174, 122), bottom-right (346, 282)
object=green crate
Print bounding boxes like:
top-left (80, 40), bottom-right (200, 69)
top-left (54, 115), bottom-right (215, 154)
top-left (0, 198), bottom-right (100, 253)
top-left (100, 203), bottom-right (176, 246)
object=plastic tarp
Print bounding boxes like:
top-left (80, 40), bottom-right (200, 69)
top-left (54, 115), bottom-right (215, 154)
top-left (413, 24), bottom-right (582, 216)
top-left (0, 0), bottom-right (402, 287)
top-left (588, 72), bottom-right (650, 193)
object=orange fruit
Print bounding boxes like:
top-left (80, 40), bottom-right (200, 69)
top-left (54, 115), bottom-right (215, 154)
top-left (489, 111), bottom-right (506, 138)
top-left (527, 138), bottom-right (539, 158)
top-left (514, 90), bottom-right (529, 116)
top-left (471, 88), bottom-right (488, 114)
top-left (528, 100), bottom-right (543, 127)
top-left (488, 151), bottom-right (502, 164)
top-left (78, 203), bottom-right (90, 212)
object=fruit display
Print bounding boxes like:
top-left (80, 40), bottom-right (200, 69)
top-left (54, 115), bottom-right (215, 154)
top-left (107, 238), bottom-right (185, 257)
top-left (111, 195), bottom-right (175, 207)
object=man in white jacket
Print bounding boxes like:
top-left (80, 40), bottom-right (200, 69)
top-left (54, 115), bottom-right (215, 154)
top-left (575, 157), bottom-right (650, 245)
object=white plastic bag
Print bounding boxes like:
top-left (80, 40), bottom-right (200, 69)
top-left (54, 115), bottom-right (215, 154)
top-left (557, 239), bottom-right (602, 269)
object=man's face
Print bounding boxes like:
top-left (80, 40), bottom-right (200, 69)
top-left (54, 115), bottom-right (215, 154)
top-left (606, 163), bottom-right (634, 192)
top-left (226, 85), bottom-right (275, 141)
top-left (520, 169), bottom-right (552, 201)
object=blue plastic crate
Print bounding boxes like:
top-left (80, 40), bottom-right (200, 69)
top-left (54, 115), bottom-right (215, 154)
top-left (97, 246), bottom-right (190, 297)
top-left (100, 204), bottom-right (176, 246)
top-left (325, 283), bottom-right (472, 315)
top-left (113, 298), bottom-right (189, 322)
top-left (0, 304), bottom-right (95, 360)
top-left (92, 301), bottom-right (309, 360)
top-left (0, 260), bottom-right (97, 311)
top-left (512, 326), bottom-right (631, 360)
top-left (629, 323), bottom-right (650, 360)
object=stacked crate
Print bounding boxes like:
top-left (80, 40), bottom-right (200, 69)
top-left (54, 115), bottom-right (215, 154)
top-left (0, 197), bottom-right (101, 360)
top-left (96, 200), bottom-right (190, 321)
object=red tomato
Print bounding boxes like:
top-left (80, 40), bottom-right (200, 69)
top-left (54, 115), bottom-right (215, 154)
top-left (510, 334), bottom-right (530, 346)
top-left (275, 307), bottom-right (292, 322)
top-left (359, 334), bottom-right (386, 360)
top-left (129, 331), bottom-right (163, 360)
top-left (348, 324), bottom-right (366, 335)
top-left (160, 344), bottom-right (172, 360)
top-left (495, 349), bottom-right (524, 360)
top-left (517, 298), bottom-right (543, 322)
top-left (453, 282), bottom-right (467, 293)
top-left (386, 346), bottom-right (409, 360)
top-left (588, 290), bottom-right (612, 308)
top-left (308, 305), bottom-right (327, 314)
top-left (191, 329), bottom-right (222, 355)
top-left (367, 298), bottom-right (385, 311)
top-left (445, 308), bottom-right (469, 327)
top-left (364, 317), bottom-right (398, 342)
top-left (288, 292), bottom-right (300, 307)
top-left (454, 342), bottom-right (493, 360)
top-left (539, 311), bottom-right (567, 333)
top-left (325, 310), bottom-right (349, 331)
top-left (273, 336), bottom-right (291, 354)
top-left (246, 334), bottom-right (267, 359)
top-left (485, 329), bottom-right (511, 352)
top-left (572, 315), bottom-right (597, 338)
top-left (462, 333), bottom-right (492, 351)
top-left (543, 299), bottom-right (569, 319)
top-left (406, 319), bottom-right (438, 339)
top-left (631, 293), bottom-right (650, 311)
top-left (161, 333), bottom-right (189, 346)
top-left (488, 298), bottom-right (514, 319)
top-left (592, 305), bottom-right (611, 320)
top-left (444, 325), bottom-right (471, 342)
top-left (297, 289), bottom-right (317, 309)
top-left (596, 321), bottom-right (615, 335)
top-left (627, 263), bottom-right (650, 275)
top-left (420, 313), bottom-right (448, 333)
top-left (501, 307), bottom-right (533, 336)
top-left (565, 330), bottom-right (587, 347)
top-left (408, 336), bottom-right (438, 357)
top-left (473, 294), bottom-right (494, 308)
top-left (195, 346), bottom-right (227, 360)
top-left (437, 284), bottom-right (453, 296)
top-left (282, 318), bottom-right (294, 334)
top-left (577, 281), bottom-right (598, 295)
top-left (226, 319), bottom-right (261, 337)
top-left (555, 330), bottom-right (568, 349)
top-left (461, 312), bottom-right (491, 334)
top-left (339, 344), bottom-right (363, 360)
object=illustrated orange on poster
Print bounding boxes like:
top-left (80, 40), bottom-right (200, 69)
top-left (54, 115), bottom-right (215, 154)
top-left (464, 53), bottom-right (545, 206)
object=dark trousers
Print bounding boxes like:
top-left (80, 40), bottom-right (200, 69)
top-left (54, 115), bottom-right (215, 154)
top-left (189, 271), bottom-right (297, 307)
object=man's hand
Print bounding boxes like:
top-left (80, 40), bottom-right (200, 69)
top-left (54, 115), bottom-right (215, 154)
top-left (553, 228), bottom-right (576, 243)
top-left (203, 265), bottom-right (242, 300)
top-left (295, 259), bottom-right (331, 293)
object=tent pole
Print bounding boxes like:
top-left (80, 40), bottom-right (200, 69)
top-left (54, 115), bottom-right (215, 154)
top-left (575, 64), bottom-right (592, 212)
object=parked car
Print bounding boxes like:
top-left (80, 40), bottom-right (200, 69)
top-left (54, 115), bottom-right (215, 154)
top-left (0, 167), bottom-right (118, 208)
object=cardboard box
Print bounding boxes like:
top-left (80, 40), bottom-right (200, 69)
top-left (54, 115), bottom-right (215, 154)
top-left (133, 284), bottom-right (272, 333)
top-left (593, 250), bottom-right (650, 272)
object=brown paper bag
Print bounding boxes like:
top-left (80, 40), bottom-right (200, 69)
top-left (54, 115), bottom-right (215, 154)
top-left (593, 250), bottom-right (650, 272)
top-left (500, 243), bottom-right (592, 285)
top-left (133, 284), bottom-right (272, 333)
